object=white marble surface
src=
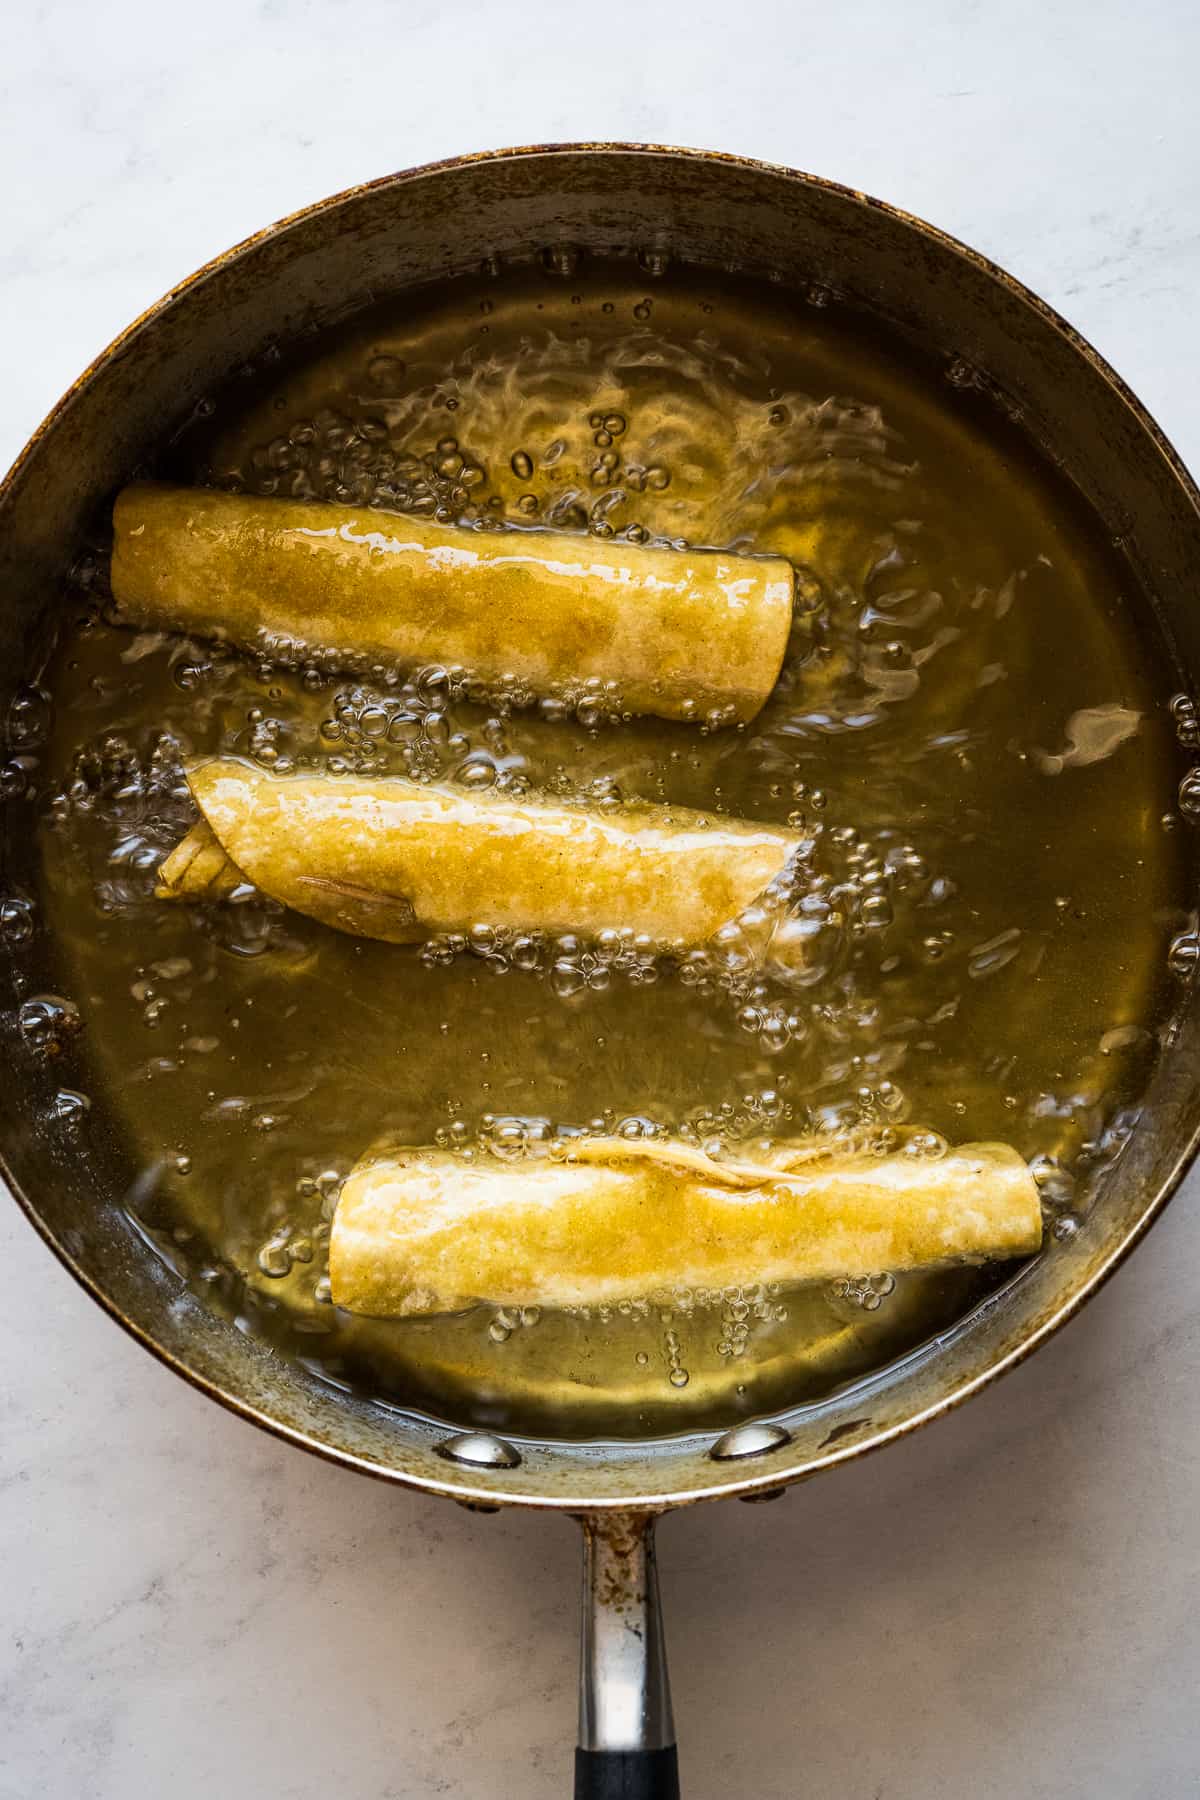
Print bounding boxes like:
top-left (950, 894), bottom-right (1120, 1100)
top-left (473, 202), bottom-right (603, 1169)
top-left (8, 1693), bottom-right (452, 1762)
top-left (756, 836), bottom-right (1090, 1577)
top-left (3, 3), bottom-right (1200, 1794)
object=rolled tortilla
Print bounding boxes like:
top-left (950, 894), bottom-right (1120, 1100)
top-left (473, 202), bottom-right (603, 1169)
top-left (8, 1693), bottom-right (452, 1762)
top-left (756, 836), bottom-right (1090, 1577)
top-left (111, 483), bottom-right (795, 724)
top-left (157, 761), bottom-right (800, 947)
top-left (329, 1135), bottom-right (1043, 1316)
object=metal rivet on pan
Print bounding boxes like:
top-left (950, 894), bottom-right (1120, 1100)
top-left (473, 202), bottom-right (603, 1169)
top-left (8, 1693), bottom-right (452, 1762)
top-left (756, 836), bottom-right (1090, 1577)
top-left (435, 1431), bottom-right (522, 1469)
top-left (709, 1420), bottom-right (792, 1461)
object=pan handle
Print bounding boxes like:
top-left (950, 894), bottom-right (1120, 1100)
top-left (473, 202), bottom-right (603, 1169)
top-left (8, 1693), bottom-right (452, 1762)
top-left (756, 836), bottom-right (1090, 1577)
top-left (575, 1511), bottom-right (679, 1800)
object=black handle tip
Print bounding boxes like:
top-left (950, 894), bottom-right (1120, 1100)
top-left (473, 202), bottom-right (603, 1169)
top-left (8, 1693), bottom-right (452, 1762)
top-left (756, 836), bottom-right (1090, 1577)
top-left (574, 1745), bottom-right (681, 1800)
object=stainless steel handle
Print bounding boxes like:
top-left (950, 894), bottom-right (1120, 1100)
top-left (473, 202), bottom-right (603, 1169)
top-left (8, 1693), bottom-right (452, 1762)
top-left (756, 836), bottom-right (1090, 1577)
top-left (575, 1512), bottom-right (679, 1799)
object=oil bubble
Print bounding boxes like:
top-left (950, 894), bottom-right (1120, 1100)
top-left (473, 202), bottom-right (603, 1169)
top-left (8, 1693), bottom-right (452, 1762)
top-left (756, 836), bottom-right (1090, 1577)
top-left (51, 1089), bottom-right (90, 1126)
top-left (860, 894), bottom-right (893, 929)
top-left (552, 960), bottom-right (586, 998)
top-left (904, 1130), bottom-right (947, 1159)
top-left (257, 1232), bottom-right (293, 1277)
top-left (511, 935), bottom-right (542, 972)
top-left (542, 244), bottom-right (580, 277)
top-left (1168, 930), bottom-right (1200, 977)
top-left (8, 685), bottom-right (51, 748)
top-left (485, 1118), bottom-right (528, 1160)
top-left (417, 665), bottom-right (450, 705)
top-left (367, 354), bottom-right (406, 390)
top-left (1170, 694), bottom-right (1200, 746)
top-left (0, 894), bottom-right (35, 945)
top-left (18, 994), bottom-right (82, 1057)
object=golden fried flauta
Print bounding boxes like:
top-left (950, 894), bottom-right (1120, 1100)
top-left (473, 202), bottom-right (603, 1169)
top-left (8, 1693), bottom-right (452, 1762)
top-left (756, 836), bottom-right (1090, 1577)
top-left (329, 1136), bottom-right (1043, 1316)
top-left (156, 761), bottom-right (801, 947)
top-left (111, 484), bottom-right (795, 724)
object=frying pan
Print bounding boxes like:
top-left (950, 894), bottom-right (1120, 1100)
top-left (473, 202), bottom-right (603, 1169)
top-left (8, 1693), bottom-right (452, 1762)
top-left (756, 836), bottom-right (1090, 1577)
top-left (3, 145), bottom-right (1199, 1799)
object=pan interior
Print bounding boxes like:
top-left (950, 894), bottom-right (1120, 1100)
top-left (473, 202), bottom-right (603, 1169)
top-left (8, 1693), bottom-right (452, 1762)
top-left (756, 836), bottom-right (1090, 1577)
top-left (13, 252), bottom-right (1188, 1444)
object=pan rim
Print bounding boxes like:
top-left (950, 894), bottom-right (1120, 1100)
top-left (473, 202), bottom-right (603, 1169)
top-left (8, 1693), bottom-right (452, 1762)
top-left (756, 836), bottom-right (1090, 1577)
top-left (4, 140), bottom-right (1199, 1510)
